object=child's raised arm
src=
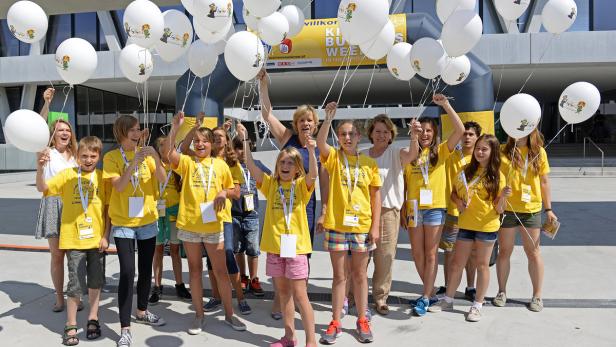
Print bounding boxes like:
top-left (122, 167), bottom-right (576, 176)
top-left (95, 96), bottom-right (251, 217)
top-left (317, 101), bottom-right (338, 161)
top-left (433, 94), bottom-right (464, 152)
top-left (236, 122), bottom-right (264, 185)
top-left (179, 112), bottom-right (204, 156)
top-left (165, 112), bottom-right (184, 169)
top-left (305, 134), bottom-right (318, 189)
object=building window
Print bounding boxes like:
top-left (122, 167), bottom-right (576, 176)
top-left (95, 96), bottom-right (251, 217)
top-left (44, 15), bottom-right (72, 54)
top-left (593, 0), bottom-right (616, 31)
top-left (0, 19), bottom-right (31, 56)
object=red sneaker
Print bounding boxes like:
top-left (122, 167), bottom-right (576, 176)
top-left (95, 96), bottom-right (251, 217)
top-left (250, 277), bottom-right (264, 297)
top-left (320, 320), bottom-right (341, 345)
top-left (240, 275), bottom-right (249, 292)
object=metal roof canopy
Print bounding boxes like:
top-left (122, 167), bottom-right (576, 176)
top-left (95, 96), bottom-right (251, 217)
top-left (0, 0), bottom-right (181, 19)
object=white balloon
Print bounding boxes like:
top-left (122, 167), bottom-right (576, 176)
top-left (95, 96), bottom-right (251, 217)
top-left (494, 0), bottom-right (531, 21)
top-left (244, 0), bottom-right (281, 18)
top-left (558, 82), bottom-right (601, 124)
top-left (542, 0), bottom-right (577, 34)
top-left (119, 44), bottom-right (154, 83)
top-left (3, 109), bottom-right (50, 152)
top-left (181, 0), bottom-right (195, 14)
top-left (410, 38), bottom-right (447, 80)
top-left (337, 0), bottom-right (390, 45)
top-left (188, 40), bottom-right (219, 77)
top-left (441, 10), bottom-right (483, 57)
top-left (193, 16), bottom-right (232, 43)
top-left (213, 24), bottom-right (235, 55)
top-left (155, 10), bottom-right (193, 63)
top-left (500, 93), bottom-right (541, 139)
top-left (123, 0), bottom-right (164, 49)
top-left (359, 20), bottom-right (395, 60)
top-left (55, 38), bottom-right (98, 86)
top-left (194, 0), bottom-right (233, 33)
top-left (224, 31), bottom-right (265, 81)
top-left (6, 1), bottom-right (48, 44)
top-left (279, 5), bottom-right (305, 38)
top-left (436, 0), bottom-right (476, 24)
top-left (441, 55), bottom-right (471, 86)
top-left (386, 42), bottom-right (415, 81)
top-left (243, 7), bottom-right (259, 31)
top-left (257, 12), bottom-right (289, 46)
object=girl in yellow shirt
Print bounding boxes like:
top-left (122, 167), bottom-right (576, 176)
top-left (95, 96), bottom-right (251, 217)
top-left (165, 112), bottom-right (247, 333)
top-left (317, 102), bottom-right (382, 344)
top-left (404, 94), bottom-right (465, 316)
top-left (431, 134), bottom-right (511, 322)
top-left (493, 129), bottom-right (558, 312)
top-left (236, 122), bottom-right (318, 347)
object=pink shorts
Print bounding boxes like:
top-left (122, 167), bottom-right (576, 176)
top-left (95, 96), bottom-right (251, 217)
top-left (266, 253), bottom-right (309, 280)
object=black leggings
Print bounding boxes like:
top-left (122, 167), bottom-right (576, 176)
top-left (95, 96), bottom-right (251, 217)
top-left (115, 236), bottom-right (156, 327)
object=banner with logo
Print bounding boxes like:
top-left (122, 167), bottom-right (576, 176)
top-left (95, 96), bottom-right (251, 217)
top-left (266, 14), bottom-right (407, 69)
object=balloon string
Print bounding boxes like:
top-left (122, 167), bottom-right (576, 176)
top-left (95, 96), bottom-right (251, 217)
top-left (60, 85), bottom-right (72, 114)
top-left (320, 47), bottom-right (351, 108)
top-left (362, 61), bottom-right (377, 108)
top-left (201, 75), bottom-right (212, 113)
top-left (181, 72), bottom-right (198, 113)
top-left (408, 79), bottom-right (414, 106)
top-left (517, 34), bottom-right (556, 94)
top-left (136, 84), bottom-right (142, 112)
top-left (527, 123), bottom-right (568, 166)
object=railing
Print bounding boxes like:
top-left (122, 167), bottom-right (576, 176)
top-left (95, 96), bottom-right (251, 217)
top-left (583, 137), bottom-right (604, 176)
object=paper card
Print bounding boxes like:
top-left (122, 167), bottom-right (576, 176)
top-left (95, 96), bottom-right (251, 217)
top-left (78, 228), bottom-right (95, 240)
top-left (343, 214), bottom-right (360, 227)
top-left (128, 197), bottom-right (145, 218)
top-left (521, 184), bottom-right (532, 203)
top-left (200, 202), bottom-right (217, 224)
top-left (243, 194), bottom-right (255, 212)
top-left (157, 199), bottom-right (166, 217)
top-left (280, 234), bottom-right (297, 258)
top-left (542, 219), bottom-right (561, 240)
top-left (407, 199), bottom-right (418, 228)
top-left (419, 189), bottom-right (433, 206)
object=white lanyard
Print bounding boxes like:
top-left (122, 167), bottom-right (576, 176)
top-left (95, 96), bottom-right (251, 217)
top-left (196, 158), bottom-right (214, 202)
top-left (341, 150), bottom-right (359, 202)
top-left (419, 152), bottom-right (430, 186)
top-left (457, 147), bottom-right (469, 194)
top-left (521, 153), bottom-right (529, 180)
top-left (239, 164), bottom-right (251, 194)
top-left (119, 147), bottom-right (139, 190)
top-left (464, 174), bottom-right (483, 200)
top-left (278, 181), bottom-right (295, 232)
top-left (159, 169), bottom-right (173, 199)
top-left (77, 168), bottom-right (93, 217)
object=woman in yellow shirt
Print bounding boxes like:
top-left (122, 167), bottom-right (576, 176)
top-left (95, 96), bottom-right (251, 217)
top-left (165, 112), bottom-right (247, 334)
top-left (493, 129), bottom-right (558, 312)
top-left (430, 134), bottom-right (510, 322)
top-left (236, 122), bottom-right (317, 347)
top-left (317, 102), bottom-right (382, 344)
top-left (404, 94), bottom-right (465, 316)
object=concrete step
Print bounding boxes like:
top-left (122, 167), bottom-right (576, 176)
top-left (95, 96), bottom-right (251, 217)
top-left (549, 166), bottom-right (616, 177)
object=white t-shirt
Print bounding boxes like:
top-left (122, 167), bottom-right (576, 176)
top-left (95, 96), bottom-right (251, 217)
top-left (360, 145), bottom-right (404, 210)
top-left (43, 148), bottom-right (77, 181)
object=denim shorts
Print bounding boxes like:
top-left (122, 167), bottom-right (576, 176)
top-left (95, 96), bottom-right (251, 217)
top-left (417, 208), bottom-right (446, 226)
top-left (205, 222), bottom-right (240, 275)
top-left (112, 222), bottom-right (158, 240)
top-left (232, 213), bottom-right (260, 257)
top-left (457, 229), bottom-right (498, 242)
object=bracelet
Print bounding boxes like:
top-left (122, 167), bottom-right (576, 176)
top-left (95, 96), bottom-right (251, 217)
top-left (544, 208), bottom-right (552, 212)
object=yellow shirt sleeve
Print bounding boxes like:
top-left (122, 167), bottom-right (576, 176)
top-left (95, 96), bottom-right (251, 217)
top-left (102, 150), bottom-right (122, 179)
top-left (45, 168), bottom-right (69, 196)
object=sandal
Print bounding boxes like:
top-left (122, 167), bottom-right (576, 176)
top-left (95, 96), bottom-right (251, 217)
top-left (86, 319), bottom-right (101, 340)
top-left (375, 303), bottom-right (390, 316)
top-left (62, 325), bottom-right (79, 346)
top-left (53, 303), bottom-right (65, 313)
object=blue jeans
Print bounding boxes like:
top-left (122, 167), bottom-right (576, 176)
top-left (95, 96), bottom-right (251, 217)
top-left (112, 222), bottom-right (158, 240)
top-left (233, 212), bottom-right (260, 257)
top-left (206, 222), bottom-right (240, 275)
top-left (457, 229), bottom-right (498, 242)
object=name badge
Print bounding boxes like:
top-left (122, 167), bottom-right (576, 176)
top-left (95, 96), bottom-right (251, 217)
top-left (200, 202), bottom-right (217, 224)
top-left (128, 197), bottom-right (145, 218)
top-left (243, 194), bottom-right (255, 212)
top-left (157, 199), bottom-right (166, 217)
top-left (77, 219), bottom-right (95, 240)
top-left (280, 234), bottom-right (297, 258)
top-left (419, 189), bottom-right (433, 206)
top-left (406, 199), bottom-right (418, 228)
top-left (521, 184), bottom-right (532, 203)
top-left (343, 214), bottom-right (360, 227)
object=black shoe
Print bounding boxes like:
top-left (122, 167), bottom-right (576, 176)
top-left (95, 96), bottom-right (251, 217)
top-left (175, 283), bottom-right (191, 300)
top-left (436, 286), bottom-right (447, 296)
top-left (465, 287), bottom-right (476, 301)
top-left (148, 285), bottom-right (162, 304)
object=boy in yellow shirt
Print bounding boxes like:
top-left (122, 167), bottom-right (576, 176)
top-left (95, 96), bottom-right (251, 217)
top-left (36, 136), bottom-right (109, 345)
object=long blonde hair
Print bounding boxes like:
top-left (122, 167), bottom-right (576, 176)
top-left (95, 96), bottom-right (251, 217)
top-left (273, 147), bottom-right (306, 181)
top-left (503, 128), bottom-right (545, 174)
top-left (49, 119), bottom-right (78, 158)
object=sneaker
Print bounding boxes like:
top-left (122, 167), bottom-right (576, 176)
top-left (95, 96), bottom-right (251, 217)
top-left (240, 275), bottom-right (249, 292)
top-left (356, 317), bottom-right (373, 343)
top-left (341, 297), bottom-right (349, 318)
top-left (320, 320), bottom-right (342, 345)
top-left (134, 310), bottom-right (166, 326)
top-left (175, 283), bottom-right (192, 300)
top-left (466, 306), bottom-right (482, 322)
top-left (203, 297), bottom-right (222, 312)
top-left (528, 297), bottom-right (543, 312)
top-left (249, 277), bottom-right (264, 297)
top-left (224, 315), bottom-right (247, 331)
top-left (428, 299), bottom-right (453, 313)
top-left (117, 329), bottom-right (132, 347)
top-left (238, 299), bottom-right (252, 315)
top-left (187, 316), bottom-right (204, 335)
top-left (270, 336), bottom-right (298, 347)
top-left (464, 288), bottom-right (476, 302)
top-left (413, 297), bottom-right (429, 316)
top-left (492, 292), bottom-right (507, 307)
top-left (148, 285), bottom-right (161, 305)
top-left (435, 286), bottom-right (447, 296)
top-left (270, 311), bottom-right (283, 320)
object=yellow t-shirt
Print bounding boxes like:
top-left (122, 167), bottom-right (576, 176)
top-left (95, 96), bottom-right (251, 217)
top-left (500, 146), bottom-right (550, 213)
top-left (103, 148), bottom-right (159, 227)
top-left (46, 168), bottom-right (106, 250)
top-left (405, 142), bottom-right (452, 210)
top-left (159, 163), bottom-right (180, 207)
top-left (455, 168), bottom-right (506, 232)
top-left (322, 149), bottom-right (382, 233)
top-left (259, 175), bottom-right (314, 255)
top-left (221, 162), bottom-right (245, 223)
top-left (174, 155), bottom-right (234, 233)
top-left (446, 151), bottom-right (472, 217)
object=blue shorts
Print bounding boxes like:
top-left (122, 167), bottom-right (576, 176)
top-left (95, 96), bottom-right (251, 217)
top-left (112, 222), bottom-right (158, 240)
top-left (457, 229), bottom-right (498, 242)
top-left (232, 213), bottom-right (260, 257)
top-left (205, 222), bottom-right (240, 275)
top-left (417, 208), bottom-right (446, 226)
